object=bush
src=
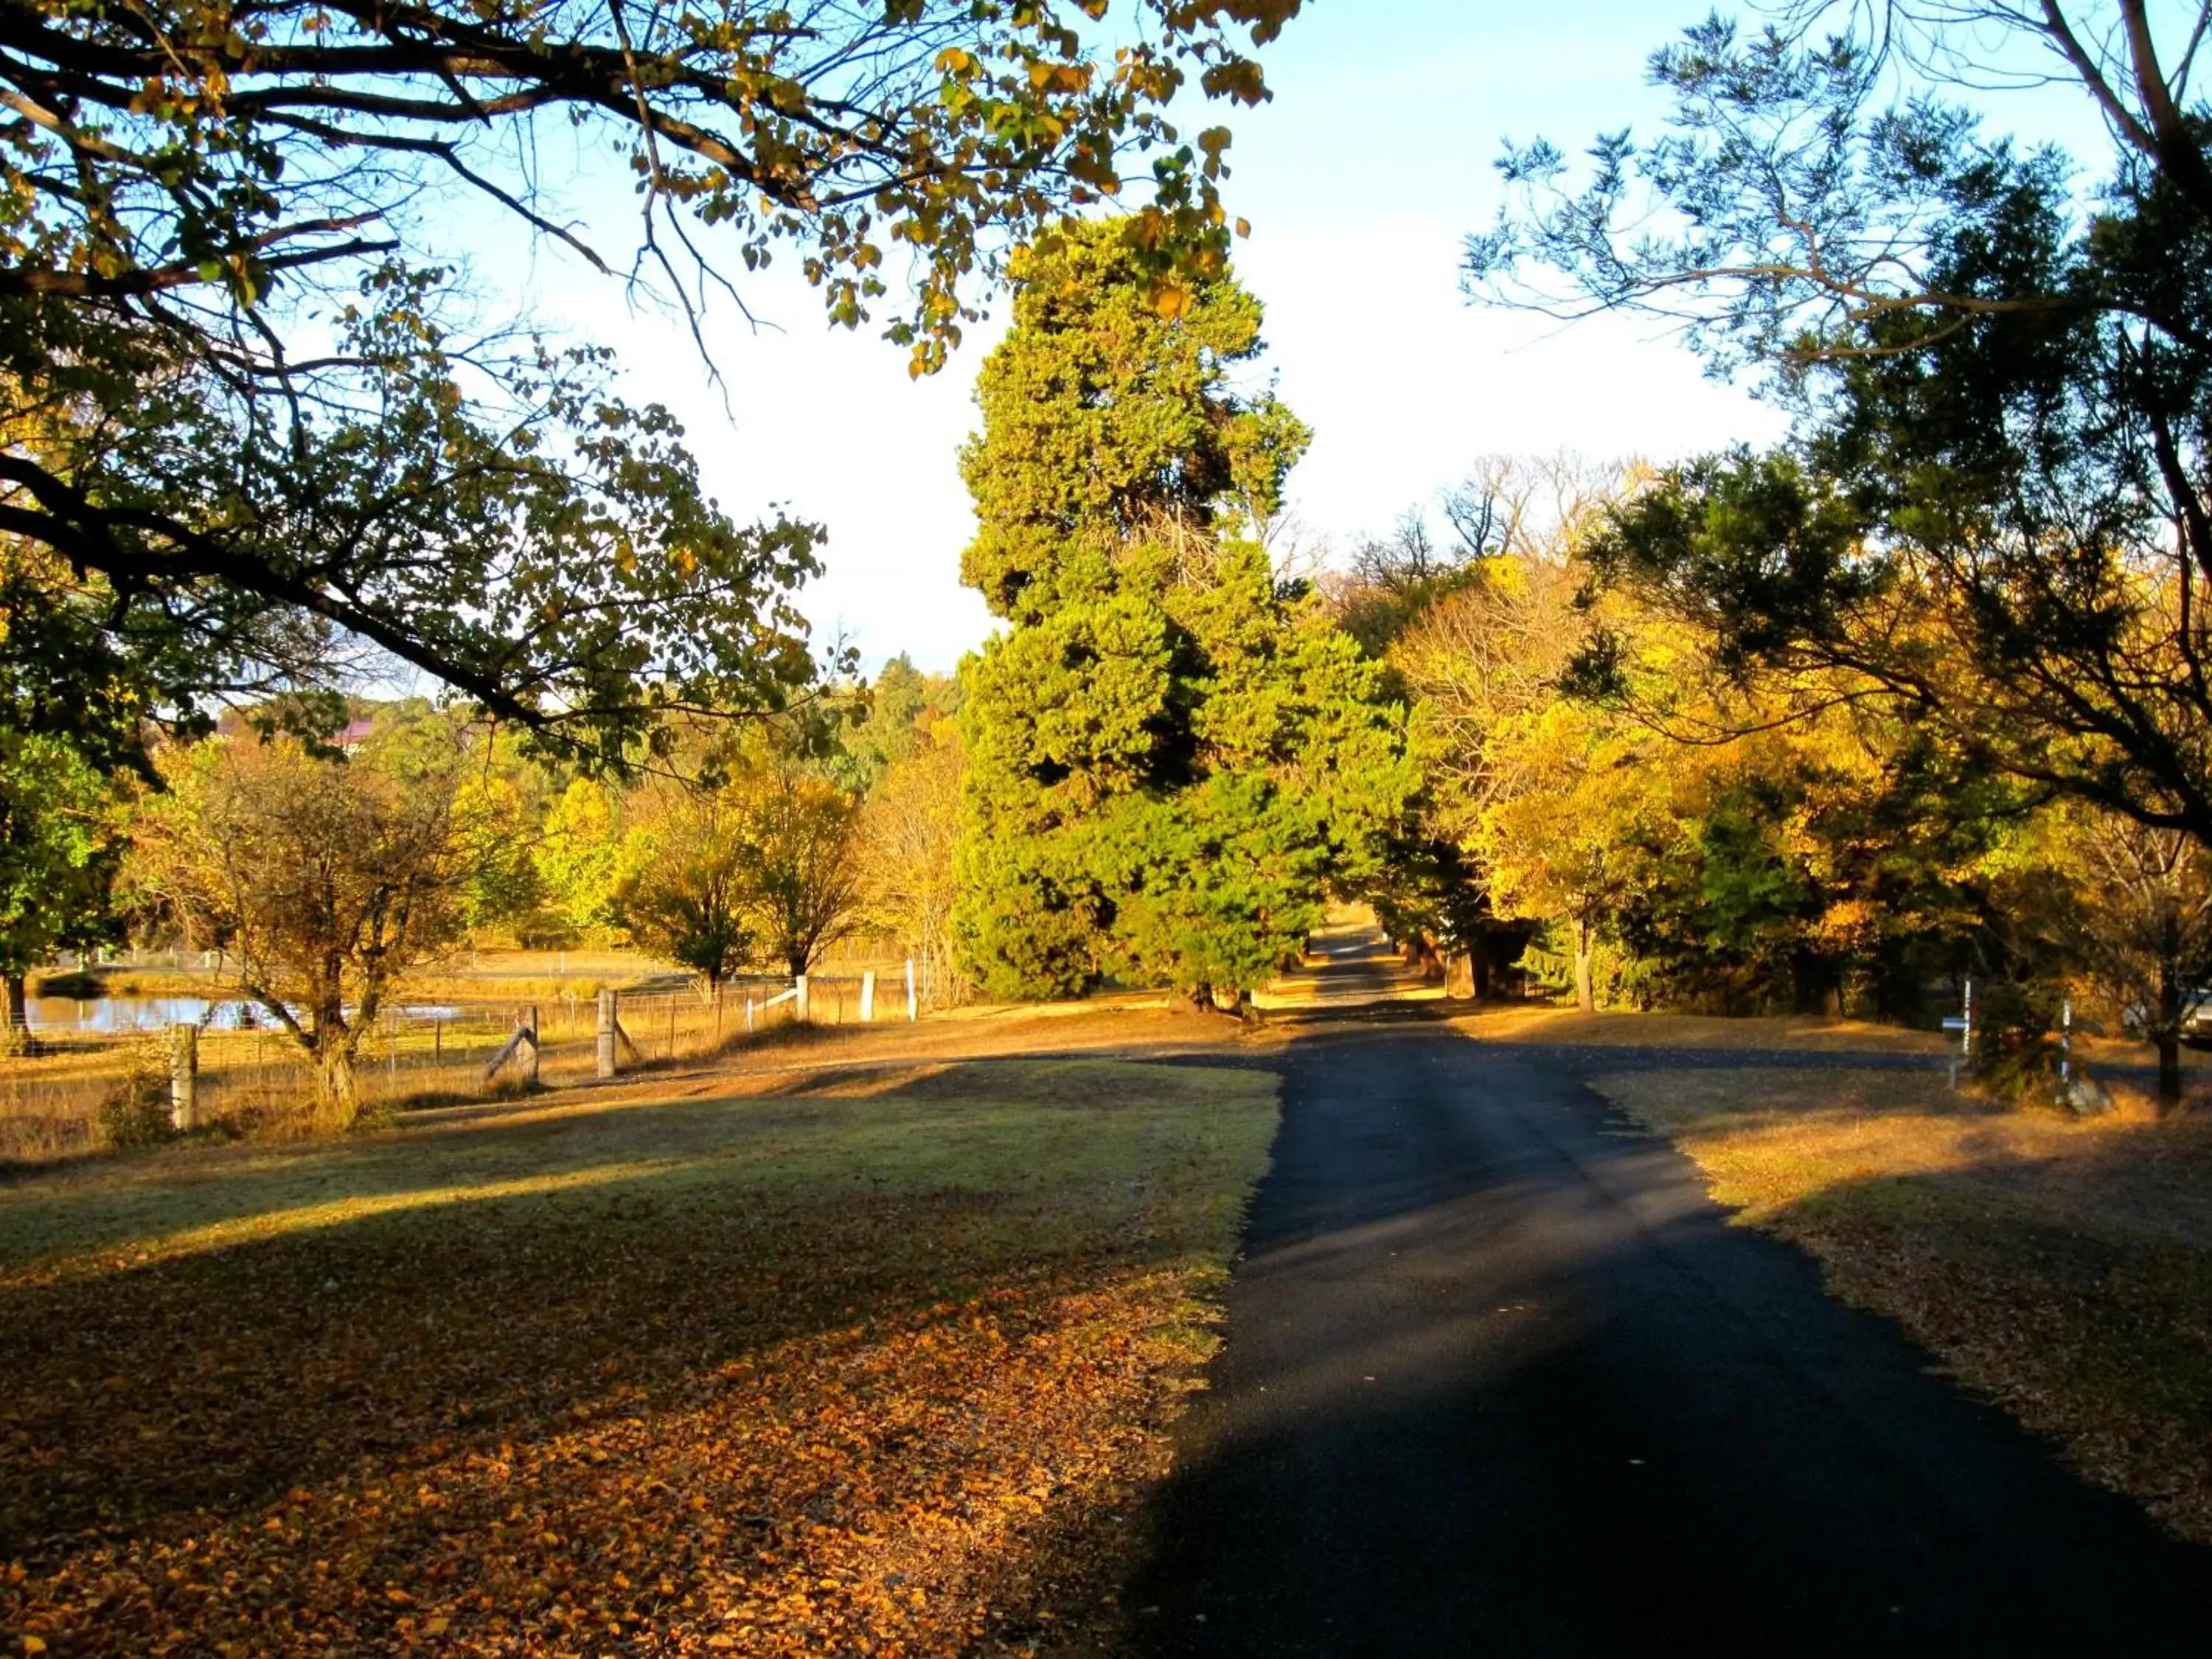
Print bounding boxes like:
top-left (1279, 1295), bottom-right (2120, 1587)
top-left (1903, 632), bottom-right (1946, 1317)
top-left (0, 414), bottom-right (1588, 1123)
top-left (1972, 981), bottom-right (2065, 1102)
top-left (95, 1054), bottom-right (177, 1149)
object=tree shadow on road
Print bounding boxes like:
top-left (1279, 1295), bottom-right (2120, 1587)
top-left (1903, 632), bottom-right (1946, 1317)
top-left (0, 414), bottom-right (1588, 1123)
top-left (1121, 1019), bottom-right (2212, 1659)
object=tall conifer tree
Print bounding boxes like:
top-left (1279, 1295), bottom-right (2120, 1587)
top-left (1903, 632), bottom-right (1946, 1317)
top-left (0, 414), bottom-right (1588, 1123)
top-left (954, 222), bottom-right (1414, 1003)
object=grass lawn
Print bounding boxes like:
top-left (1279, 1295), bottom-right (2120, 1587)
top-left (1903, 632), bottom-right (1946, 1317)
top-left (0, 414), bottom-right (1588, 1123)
top-left (1590, 1063), bottom-right (2212, 1545)
top-left (1453, 1005), bottom-right (1950, 1053)
top-left (0, 1048), bottom-right (1279, 1656)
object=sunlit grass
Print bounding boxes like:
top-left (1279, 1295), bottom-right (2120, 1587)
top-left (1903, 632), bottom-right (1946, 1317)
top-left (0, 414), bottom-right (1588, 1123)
top-left (1458, 1004), bottom-right (1953, 1052)
top-left (0, 1052), bottom-right (1278, 1656)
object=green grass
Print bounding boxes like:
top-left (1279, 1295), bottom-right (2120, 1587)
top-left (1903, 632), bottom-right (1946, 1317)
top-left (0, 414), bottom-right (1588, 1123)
top-left (0, 1052), bottom-right (1279, 1656)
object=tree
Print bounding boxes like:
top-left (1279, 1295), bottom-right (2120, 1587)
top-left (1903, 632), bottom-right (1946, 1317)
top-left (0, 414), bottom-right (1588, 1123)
top-left (1381, 500), bottom-right (1613, 994)
top-left (1390, 509), bottom-right (2028, 1018)
top-left (0, 734), bottom-right (119, 1034)
top-left (347, 700), bottom-right (552, 940)
top-left (618, 787), bottom-right (755, 995)
top-left (1329, 453), bottom-right (1628, 660)
top-left (536, 779), bottom-right (631, 943)
top-left (1472, 700), bottom-right (1660, 1012)
top-left (2, 0), bottom-right (1304, 771)
top-left (128, 734), bottom-right (473, 1125)
top-left (1465, 6), bottom-right (2212, 848)
top-left (2055, 810), bottom-right (2212, 1107)
top-left (451, 768), bottom-right (546, 939)
top-left (620, 746), bottom-right (865, 983)
top-left (860, 722), bottom-right (967, 1004)
top-left (833, 655), bottom-right (942, 795)
top-left (954, 219), bottom-right (1416, 1004)
top-left (734, 759), bottom-right (868, 978)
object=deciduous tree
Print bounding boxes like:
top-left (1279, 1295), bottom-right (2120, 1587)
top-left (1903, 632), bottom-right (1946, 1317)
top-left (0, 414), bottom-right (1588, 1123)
top-left (128, 735), bottom-right (473, 1125)
top-left (860, 722), bottom-right (967, 1005)
top-left (535, 779), bottom-right (631, 944)
top-left (2, 0), bottom-right (1304, 769)
top-left (0, 734), bottom-right (119, 1035)
top-left (618, 788), bottom-right (755, 995)
top-left (2054, 810), bottom-right (2212, 1107)
top-left (620, 745), bottom-right (866, 984)
top-left (729, 758), bottom-right (867, 978)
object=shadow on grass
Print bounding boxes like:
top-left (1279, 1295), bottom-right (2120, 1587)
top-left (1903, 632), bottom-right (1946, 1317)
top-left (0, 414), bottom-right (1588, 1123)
top-left (0, 1052), bottom-right (1276, 1657)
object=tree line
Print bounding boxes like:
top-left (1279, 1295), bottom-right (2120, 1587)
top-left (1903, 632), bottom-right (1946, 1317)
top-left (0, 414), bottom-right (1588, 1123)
top-left (2, 673), bottom-right (964, 1122)
top-left (8, 0), bottom-right (2212, 1124)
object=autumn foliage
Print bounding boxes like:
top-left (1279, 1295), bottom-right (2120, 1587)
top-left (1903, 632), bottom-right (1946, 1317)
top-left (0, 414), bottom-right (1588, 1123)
top-left (0, 1050), bottom-right (1276, 1655)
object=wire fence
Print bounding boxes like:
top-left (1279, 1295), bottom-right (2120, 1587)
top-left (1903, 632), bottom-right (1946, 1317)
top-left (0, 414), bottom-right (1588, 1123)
top-left (1, 969), bottom-right (926, 1164)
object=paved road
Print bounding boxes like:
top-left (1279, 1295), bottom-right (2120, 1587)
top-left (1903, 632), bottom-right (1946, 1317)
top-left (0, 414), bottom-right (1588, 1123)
top-left (1131, 1024), bottom-right (2212, 1657)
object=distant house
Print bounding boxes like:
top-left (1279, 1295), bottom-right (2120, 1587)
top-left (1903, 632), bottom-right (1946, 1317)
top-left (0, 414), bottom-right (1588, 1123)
top-left (334, 719), bottom-right (378, 751)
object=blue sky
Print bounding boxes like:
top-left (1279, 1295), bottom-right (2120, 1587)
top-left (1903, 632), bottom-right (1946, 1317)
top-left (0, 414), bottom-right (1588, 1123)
top-left (442, 0), bottom-right (2083, 675)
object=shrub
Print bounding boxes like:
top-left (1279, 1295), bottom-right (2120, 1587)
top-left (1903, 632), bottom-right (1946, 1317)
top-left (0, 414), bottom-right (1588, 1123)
top-left (95, 1053), bottom-right (177, 1149)
top-left (1972, 981), bottom-right (2065, 1102)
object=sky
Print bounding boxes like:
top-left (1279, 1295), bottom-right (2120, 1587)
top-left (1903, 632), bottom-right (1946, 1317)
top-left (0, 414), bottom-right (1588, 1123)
top-left (449, 0), bottom-right (2007, 675)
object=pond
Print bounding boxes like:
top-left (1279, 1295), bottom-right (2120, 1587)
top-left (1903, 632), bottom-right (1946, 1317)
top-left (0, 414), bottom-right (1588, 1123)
top-left (24, 998), bottom-right (468, 1034)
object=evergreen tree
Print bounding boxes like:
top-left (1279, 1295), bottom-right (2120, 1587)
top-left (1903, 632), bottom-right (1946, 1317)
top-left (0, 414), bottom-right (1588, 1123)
top-left (954, 221), bottom-right (1415, 1004)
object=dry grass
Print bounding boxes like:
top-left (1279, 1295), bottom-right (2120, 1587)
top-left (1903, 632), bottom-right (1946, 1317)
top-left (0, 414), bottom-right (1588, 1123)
top-left (0, 987), bottom-right (855, 1166)
top-left (1590, 1062), bottom-right (2212, 1544)
top-left (0, 1048), bottom-right (1278, 1656)
top-left (1451, 1001), bottom-right (2209, 1074)
top-left (1457, 1004), bottom-right (1955, 1053)
top-left (60, 941), bottom-right (931, 1005)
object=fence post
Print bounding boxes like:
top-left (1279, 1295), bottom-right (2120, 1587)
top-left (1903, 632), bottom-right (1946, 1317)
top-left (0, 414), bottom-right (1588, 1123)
top-left (524, 1004), bottom-right (540, 1086)
top-left (860, 970), bottom-right (875, 1023)
top-left (906, 957), bottom-right (918, 1022)
top-left (745, 995), bottom-right (755, 1034)
top-left (168, 1021), bottom-right (199, 1131)
top-left (597, 988), bottom-right (619, 1078)
top-left (795, 974), bottom-right (810, 1023)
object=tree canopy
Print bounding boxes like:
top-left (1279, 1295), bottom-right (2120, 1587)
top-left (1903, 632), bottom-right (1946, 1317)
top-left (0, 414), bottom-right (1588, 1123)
top-left (0, 733), bottom-right (119, 1029)
top-left (954, 219), bottom-right (1414, 1004)
top-left (126, 731), bottom-right (480, 1123)
top-left (1464, 3), bottom-right (2212, 846)
top-left (2, 0), bottom-right (1304, 769)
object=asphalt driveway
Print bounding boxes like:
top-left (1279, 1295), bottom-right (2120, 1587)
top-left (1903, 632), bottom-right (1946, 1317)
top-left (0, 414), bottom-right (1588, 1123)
top-left (1131, 1023), bottom-right (2212, 1656)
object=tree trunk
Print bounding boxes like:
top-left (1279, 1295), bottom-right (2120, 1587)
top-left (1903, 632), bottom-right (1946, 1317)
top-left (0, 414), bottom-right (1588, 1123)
top-left (1444, 950), bottom-right (1475, 998)
top-left (1573, 916), bottom-right (1596, 1014)
top-left (3, 972), bottom-right (25, 1035)
top-left (314, 1038), bottom-right (361, 1130)
top-left (2159, 900), bottom-right (2186, 1114)
top-left (1188, 983), bottom-right (1213, 1012)
top-left (2157, 1029), bottom-right (2185, 1113)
